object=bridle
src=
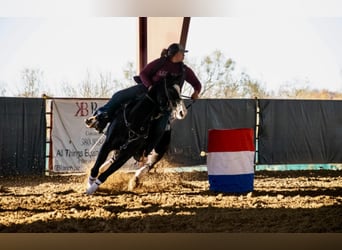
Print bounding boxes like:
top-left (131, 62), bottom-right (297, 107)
top-left (146, 78), bottom-right (181, 114)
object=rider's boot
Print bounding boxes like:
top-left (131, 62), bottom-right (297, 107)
top-left (84, 110), bottom-right (109, 133)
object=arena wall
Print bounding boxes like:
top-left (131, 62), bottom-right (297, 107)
top-left (0, 97), bottom-right (46, 176)
top-left (2, 97), bottom-right (342, 176)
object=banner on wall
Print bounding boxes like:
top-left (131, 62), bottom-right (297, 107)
top-left (51, 99), bottom-right (108, 173)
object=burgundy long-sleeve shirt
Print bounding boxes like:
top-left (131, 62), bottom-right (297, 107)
top-left (139, 58), bottom-right (202, 93)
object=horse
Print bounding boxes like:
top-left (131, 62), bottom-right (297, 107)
top-left (85, 75), bottom-right (188, 195)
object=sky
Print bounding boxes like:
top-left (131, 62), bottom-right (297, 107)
top-left (0, 17), bottom-right (137, 95)
top-left (1, 1), bottom-right (342, 96)
top-left (187, 17), bottom-right (342, 92)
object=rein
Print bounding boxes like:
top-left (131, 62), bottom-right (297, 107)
top-left (180, 94), bottom-right (196, 109)
top-left (163, 79), bottom-right (171, 109)
top-left (145, 93), bottom-right (156, 105)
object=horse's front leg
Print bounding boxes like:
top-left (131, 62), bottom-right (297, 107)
top-left (86, 150), bottom-right (132, 195)
top-left (128, 129), bottom-right (170, 191)
top-left (98, 150), bottom-right (119, 174)
top-left (128, 149), bottom-right (159, 191)
top-left (87, 140), bottom-right (113, 189)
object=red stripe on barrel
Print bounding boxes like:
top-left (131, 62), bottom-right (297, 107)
top-left (208, 128), bottom-right (255, 152)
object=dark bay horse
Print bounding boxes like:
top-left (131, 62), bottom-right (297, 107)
top-left (86, 76), bottom-right (187, 195)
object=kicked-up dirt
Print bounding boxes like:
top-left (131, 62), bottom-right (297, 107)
top-left (0, 166), bottom-right (342, 233)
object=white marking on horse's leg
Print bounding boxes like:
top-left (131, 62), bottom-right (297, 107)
top-left (87, 176), bottom-right (96, 189)
top-left (99, 157), bottom-right (114, 174)
top-left (135, 164), bottom-right (150, 178)
top-left (146, 149), bottom-right (159, 167)
top-left (86, 179), bottom-right (102, 195)
top-left (127, 149), bottom-right (160, 191)
top-left (128, 175), bottom-right (138, 191)
top-left (128, 164), bottom-right (150, 191)
top-left (174, 101), bottom-right (187, 120)
top-left (112, 150), bottom-right (119, 160)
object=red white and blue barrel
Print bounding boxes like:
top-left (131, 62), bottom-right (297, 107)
top-left (207, 128), bottom-right (255, 193)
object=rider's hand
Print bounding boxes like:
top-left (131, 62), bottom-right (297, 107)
top-left (191, 90), bottom-right (200, 99)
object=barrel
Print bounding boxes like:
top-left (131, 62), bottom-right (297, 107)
top-left (207, 128), bottom-right (255, 193)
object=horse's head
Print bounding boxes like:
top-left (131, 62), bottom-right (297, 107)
top-left (149, 74), bottom-right (187, 120)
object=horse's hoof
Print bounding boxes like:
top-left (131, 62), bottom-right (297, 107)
top-left (85, 180), bottom-right (102, 195)
top-left (87, 176), bottom-right (96, 189)
top-left (86, 183), bottom-right (99, 195)
top-left (128, 176), bottom-right (139, 191)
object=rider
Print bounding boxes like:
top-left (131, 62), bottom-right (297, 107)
top-left (86, 42), bottom-right (202, 154)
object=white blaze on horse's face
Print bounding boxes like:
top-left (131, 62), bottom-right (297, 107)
top-left (174, 100), bottom-right (187, 120)
top-left (172, 84), bottom-right (187, 120)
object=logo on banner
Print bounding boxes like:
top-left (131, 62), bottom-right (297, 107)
top-left (75, 101), bottom-right (98, 117)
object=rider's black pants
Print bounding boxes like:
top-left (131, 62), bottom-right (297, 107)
top-left (97, 84), bottom-right (148, 118)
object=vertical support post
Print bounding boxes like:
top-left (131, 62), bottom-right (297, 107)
top-left (138, 17), bottom-right (148, 72)
top-left (180, 17), bottom-right (191, 47)
top-left (254, 97), bottom-right (260, 167)
top-left (43, 96), bottom-right (53, 175)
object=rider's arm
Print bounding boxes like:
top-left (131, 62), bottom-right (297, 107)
top-left (185, 66), bottom-right (202, 99)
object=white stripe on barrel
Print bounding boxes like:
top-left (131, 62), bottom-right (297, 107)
top-left (207, 128), bottom-right (255, 193)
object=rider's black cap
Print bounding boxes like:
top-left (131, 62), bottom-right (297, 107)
top-left (167, 43), bottom-right (188, 57)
